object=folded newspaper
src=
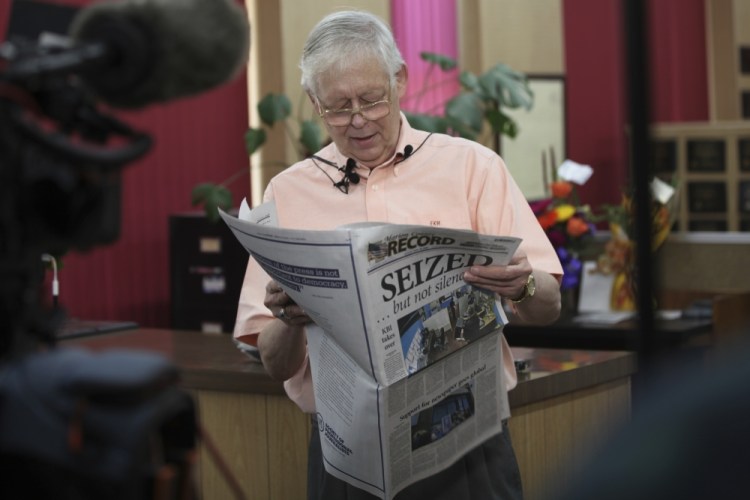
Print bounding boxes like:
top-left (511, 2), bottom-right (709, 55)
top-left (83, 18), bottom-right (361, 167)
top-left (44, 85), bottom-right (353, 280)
top-left (220, 200), bottom-right (522, 499)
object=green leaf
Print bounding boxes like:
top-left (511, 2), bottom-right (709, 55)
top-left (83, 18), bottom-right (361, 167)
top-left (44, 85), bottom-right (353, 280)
top-left (484, 109), bottom-right (518, 138)
top-left (244, 127), bottom-right (266, 155)
top-left (403, 112), bottom-right (449, 134)
top-left (445, 93), bottom-right (484, 136)
top-left (191, 183), bottom-right (233, 223)
top-left (478, 64), bottom-right (533, 110)
top-left (257, 93), bottom-right (292, 126)
top-left (444, 116), bottom-right (478, 140)
top-left (299, 120), bottom-right (323, 155)
top-left (458, 71), bottom-right (480, 93)
top-left (419, 52), bottom-right (458, 71)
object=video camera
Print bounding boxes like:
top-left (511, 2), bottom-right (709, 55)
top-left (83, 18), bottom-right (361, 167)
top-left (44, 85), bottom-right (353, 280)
top-left (0, 1), bottom-right (250, 498)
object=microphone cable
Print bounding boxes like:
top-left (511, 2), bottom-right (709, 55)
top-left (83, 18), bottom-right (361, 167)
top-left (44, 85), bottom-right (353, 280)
top-left (312, 133), bottom-right (433, 194)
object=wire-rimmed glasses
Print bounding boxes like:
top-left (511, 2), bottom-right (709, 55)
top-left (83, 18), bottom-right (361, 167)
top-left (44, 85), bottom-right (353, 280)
top-left (318, 95), bottom-right (391, 126)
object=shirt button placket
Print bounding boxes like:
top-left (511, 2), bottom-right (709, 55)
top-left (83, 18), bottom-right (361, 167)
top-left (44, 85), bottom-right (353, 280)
top-left (365, 170), bottom-right (388, 220)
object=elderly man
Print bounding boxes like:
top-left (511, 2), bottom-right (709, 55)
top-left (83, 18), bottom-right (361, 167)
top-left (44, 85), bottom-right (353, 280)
top-left (235, 10), bottom-right (562, 500)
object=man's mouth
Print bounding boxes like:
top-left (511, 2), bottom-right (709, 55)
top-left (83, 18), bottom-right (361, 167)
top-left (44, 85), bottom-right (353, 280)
top-left (351, 133), bottom-right (376, 143)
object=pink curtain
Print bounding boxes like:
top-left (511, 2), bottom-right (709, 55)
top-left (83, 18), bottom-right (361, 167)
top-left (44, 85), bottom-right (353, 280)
top-left (391, 0), bottom-right (459, 115)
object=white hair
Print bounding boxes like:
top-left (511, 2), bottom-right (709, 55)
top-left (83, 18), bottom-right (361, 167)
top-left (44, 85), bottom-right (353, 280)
top-left (300, 10), bottom-right (405, 97)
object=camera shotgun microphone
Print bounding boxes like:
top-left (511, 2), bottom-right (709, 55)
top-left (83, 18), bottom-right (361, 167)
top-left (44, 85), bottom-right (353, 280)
top-left (67, 0), bottom-right (250, 109)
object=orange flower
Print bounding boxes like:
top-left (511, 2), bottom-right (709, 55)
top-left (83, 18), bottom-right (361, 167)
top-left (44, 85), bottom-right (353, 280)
top-left (566, 216), bottom-right (589, 237)
top-left (550, 181), bottom-right (573, 199)
top-left (537, 211), bottom-right (558, 230)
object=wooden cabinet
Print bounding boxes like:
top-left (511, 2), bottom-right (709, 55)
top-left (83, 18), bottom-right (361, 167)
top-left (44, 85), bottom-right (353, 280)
top-left (65, 330), bottom-right (635, 500)
top-left (169, 213), bottom-right (248, 334)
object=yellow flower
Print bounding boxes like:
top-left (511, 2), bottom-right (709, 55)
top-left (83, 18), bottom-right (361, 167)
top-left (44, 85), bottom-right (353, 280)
top-left (553, 204), bottom-right (576, 222)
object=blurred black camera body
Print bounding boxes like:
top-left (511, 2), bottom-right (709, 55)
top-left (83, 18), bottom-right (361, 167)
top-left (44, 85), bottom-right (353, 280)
top-left (0, 348), bottom-right (197, 500)
top-left (0, 6), bottom-right (197, 499)
top-left (0, 29), bottom-right (152, 357)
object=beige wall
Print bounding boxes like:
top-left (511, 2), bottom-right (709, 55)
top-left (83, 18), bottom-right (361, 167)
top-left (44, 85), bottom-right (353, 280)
top-left (459, 0), bottom-right (564, 75)
top-left (658, 236), bottom-right (750, 293)
top-left (458, 0), bottom-right (565, 197)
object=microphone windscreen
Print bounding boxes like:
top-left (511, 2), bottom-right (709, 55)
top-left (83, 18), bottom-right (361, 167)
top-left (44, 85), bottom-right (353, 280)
top-left (345, 158), bottom-right (359, 184)
top-left (69, 0), bottom-right (250, 109)
top-left (403, 145), bottom-right (413, 157)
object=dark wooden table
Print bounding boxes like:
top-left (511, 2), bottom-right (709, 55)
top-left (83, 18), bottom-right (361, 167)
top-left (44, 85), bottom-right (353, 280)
top-left (504, 314), bottom-right (713, 351)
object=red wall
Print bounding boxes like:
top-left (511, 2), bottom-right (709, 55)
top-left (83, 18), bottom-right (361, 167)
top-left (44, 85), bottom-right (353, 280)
top-left (648, 0), bottom-right (709, 122)
top-left (1, 0), bottom-right (250, 328)
top-left (563, 0), bottom-right (709, 211)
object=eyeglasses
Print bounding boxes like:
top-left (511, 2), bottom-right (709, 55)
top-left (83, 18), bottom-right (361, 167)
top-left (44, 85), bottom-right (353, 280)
top-left (317, 95), bottom-right (391, 127)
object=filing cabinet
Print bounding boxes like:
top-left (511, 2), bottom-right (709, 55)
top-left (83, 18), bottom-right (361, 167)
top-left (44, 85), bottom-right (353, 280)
top-left (169, 213), bottom-right (248, 333)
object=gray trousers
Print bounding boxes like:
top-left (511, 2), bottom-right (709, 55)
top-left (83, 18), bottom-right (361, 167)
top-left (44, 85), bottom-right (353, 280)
top-left (307, 419), bottom-right (524, 500)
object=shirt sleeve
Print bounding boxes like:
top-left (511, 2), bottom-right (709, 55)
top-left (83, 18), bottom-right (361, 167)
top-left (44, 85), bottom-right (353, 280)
top-left (471, 153), bottom-right (563, 279)
top-left (233, 256), bottom-right (273, 344)
top-left (233, 185), bottom-right (277, 344)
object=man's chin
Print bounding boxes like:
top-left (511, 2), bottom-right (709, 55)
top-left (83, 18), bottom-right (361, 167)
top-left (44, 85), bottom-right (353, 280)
top-left (346, 149), bottom-right (380, 166)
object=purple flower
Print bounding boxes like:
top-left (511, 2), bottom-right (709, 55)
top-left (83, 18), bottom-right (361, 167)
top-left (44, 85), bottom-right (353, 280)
top-left (557, 247), bottom-right (582, 290)
top-left (529, 198), bottom-right (553, 215)
top-left (547, 229), bottom-right (566, 248)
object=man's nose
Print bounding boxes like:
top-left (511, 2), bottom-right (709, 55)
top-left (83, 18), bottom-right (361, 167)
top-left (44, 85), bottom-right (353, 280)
top-left (350, 111), bottom-right (368, 127)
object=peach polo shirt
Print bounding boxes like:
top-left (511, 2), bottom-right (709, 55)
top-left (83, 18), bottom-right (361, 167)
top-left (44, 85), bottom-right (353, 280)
top-left (234, 114), bottom-right (563, 413)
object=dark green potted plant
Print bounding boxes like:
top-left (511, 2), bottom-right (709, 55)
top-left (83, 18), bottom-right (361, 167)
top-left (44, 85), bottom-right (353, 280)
top-left (191, 92), bottom-right (324, 222)
top-left (405, 52), bottom-right (534, 155)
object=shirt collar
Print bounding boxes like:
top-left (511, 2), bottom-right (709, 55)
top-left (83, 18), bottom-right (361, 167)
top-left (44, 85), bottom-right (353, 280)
top-left (325, 112), bottom-right (424, 172)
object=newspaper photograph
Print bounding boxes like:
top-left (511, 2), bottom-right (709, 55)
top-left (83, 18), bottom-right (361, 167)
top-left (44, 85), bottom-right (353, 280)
top-left (220, 201), bottom-right (521, 499)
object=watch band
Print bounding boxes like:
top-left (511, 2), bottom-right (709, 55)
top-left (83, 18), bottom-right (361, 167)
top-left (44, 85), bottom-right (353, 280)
top-left (511, 273), bottom-right (536, 304)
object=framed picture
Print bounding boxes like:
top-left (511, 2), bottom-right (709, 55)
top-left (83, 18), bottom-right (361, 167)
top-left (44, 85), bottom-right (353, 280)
top-left (688, 182), bottom-right (726, 213)
top-left (740, 181), bottom-right (750, 214)
top-left (650, 139), bottom-right (677, 173)
top-left (740, 138), bottom-right (750, 172)
top-left (687, 139), bottom-right (726, 172)
top-left (501, 75), bottom-right (566, 200)
top-left (688, 220), bottom-right (728, 232)
top-left (742, 46), bottom-right (750, 74)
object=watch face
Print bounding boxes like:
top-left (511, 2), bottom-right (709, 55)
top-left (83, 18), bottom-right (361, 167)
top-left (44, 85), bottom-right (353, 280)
top-left (528, 274), bottom-right (536, 296)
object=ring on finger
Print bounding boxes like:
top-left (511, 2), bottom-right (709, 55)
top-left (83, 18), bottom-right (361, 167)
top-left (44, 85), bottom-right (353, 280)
top-left (276, 306), bottom-right (289, 320)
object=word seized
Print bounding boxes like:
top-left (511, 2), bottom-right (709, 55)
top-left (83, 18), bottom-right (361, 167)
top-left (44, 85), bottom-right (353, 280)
top-left (381, 253), bottom-right (493, 302)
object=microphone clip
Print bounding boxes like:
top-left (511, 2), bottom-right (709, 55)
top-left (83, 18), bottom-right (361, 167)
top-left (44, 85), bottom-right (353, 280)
top-left (333, 158), bottom-right (360, 194)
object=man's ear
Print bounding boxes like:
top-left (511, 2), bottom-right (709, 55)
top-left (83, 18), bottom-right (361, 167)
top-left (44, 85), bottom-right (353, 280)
top-left (395, 65), bottom-right (409, 98)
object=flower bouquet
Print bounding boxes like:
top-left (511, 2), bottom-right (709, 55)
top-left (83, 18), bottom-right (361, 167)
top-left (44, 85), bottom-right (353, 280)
top-left (530, 160), bottom-right (597, 296)
top-left (595, 177), bottom-right (679, 310)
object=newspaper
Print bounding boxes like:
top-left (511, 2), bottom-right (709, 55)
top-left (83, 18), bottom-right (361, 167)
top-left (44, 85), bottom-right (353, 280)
top-left (220, 201), bottom-right (522, 499)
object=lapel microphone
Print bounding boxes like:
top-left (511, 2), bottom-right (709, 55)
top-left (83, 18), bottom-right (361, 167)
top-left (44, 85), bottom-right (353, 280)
top-left (312, 141), bottom-right (422, 194)
top-left (343, 158), bottom-right (360, 184)
top-left (333, 158), bottom-right (360, 193)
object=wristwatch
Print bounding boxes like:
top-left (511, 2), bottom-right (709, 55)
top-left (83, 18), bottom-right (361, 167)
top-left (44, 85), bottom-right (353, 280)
top-left (511, 273), bottom-right (536, 304)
